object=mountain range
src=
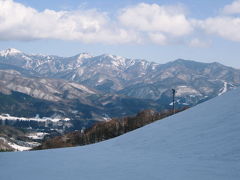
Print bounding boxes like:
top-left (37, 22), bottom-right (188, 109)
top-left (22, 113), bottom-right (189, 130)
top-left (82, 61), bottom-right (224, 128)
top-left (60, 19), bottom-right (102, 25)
top-left (0, 48), bottom-right (239, 131)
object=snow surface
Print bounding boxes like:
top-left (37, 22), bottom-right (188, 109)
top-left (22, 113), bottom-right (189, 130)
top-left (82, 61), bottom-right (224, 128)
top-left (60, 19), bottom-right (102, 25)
top-left (69, 83), bottom-right (96, 94)
top-left (1, 88), bottom-right (240, 180)
top-left (78, 53), bottom-right (92, 60)
top-left (0, 48), bottom-right (22, 56)
top-left (0, 137), bottom-right (34, 151)
top-left (27, 132), bottom-right (48, 140)
top-left (7, 142), bottom-right (32, 151)
top-left (176, 85), bottom-right (201, 96)
top-left (0, 114), bottom-right (70, 122)
top-left (218, 81), bottom-right (228, 96)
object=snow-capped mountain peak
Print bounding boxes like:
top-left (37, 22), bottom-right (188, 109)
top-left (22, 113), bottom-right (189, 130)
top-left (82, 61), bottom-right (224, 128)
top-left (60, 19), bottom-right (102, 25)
top-left (100, 54), bottom-right (136, 68)
top-left (77, 53), bottom-right (92, 60)
top-left (0, 48), bottom-right (22, 57)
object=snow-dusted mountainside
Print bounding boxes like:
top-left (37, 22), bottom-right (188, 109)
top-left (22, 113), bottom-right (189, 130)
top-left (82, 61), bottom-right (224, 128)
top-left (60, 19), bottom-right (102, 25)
top-left (0, 69), bottom-right (96, 102)
top-left (119, 59), bottom-right (240, 103)
top-left (0, 68), bottom-right (165, 129)
top-left (1, 88), bottom-right (240, 180)
top-left (0, 49), bottom-right (156, 91)
top-left (0, 48), bottom-right (239, 106)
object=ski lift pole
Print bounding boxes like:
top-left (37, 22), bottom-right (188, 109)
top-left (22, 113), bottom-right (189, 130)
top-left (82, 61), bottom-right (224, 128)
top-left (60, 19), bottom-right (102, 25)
top-left (172, 89), bottom-right (176, 114)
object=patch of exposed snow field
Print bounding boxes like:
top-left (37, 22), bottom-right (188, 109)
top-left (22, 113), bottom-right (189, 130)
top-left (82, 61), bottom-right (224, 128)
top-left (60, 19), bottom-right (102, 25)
top-left (218, 81), bottom-right (228, 96)
top-left (0, 88), bottom-right (240, 179)
top-left (0, 137), bottom-right (39, 152)
top-left (6, 141), bottom-right (32, 151)
top-left (0, 114), bottom-right (70, 122)
top-left (27, 132), bottom-right (48, 140)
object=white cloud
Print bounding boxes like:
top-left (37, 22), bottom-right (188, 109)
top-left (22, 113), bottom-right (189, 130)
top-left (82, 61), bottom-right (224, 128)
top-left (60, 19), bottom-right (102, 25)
top-left (0, 0), bottom-right (139, 43)
top-left (188, 38), bottom-right (210, 48)
top-left (191, 0), bottom-right (240, 42)
top-left (196, 17), bottom-right (240, 42)
top-left (118, 3), bottom-right (193, 37)
top-left (0, 1), bottom-right (194, 45)
top-left (222, 0), bottom-right (240, 14)
top-left (2, 0), bottom-right (240, 45)
top-left (148, 33), bottom-right (167, 45)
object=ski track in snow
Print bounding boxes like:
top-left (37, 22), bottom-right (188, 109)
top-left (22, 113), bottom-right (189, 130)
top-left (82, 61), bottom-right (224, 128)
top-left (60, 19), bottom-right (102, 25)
top-left (218, 81), bottom-right (228, 96)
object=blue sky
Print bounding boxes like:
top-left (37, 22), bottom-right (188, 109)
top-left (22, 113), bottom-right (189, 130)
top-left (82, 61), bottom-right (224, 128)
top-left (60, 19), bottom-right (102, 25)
top-left (0, 0), bottom-right (240, 68)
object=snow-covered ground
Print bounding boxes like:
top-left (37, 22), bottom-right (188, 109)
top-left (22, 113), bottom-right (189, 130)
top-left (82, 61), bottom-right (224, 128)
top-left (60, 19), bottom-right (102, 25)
top-left (6, 140), bottom-right (32, 151)
top-left (176, 85), bottom-right (201, 96)
top-left (0, 114), bottom-right (70, 122)
top-left (0, 137), bottom-right (39, 151)
top-left (0, 88), bottom-right (240, 180)
top-left (27, 132), bottom-right (48, 140)
top-left (218, 81), bottom-right (228, 96)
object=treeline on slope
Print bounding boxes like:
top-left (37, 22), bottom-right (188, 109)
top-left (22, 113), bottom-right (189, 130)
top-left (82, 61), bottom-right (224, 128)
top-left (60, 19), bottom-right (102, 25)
top-left (35, 108), bottom-right (187, 150)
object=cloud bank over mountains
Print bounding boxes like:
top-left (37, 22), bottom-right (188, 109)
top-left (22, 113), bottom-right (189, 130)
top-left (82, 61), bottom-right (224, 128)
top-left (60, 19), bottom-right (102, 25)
top-left (222, 0), bottom-right (240, 14)
top-left (0, 0), bottom-right (240, 45)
